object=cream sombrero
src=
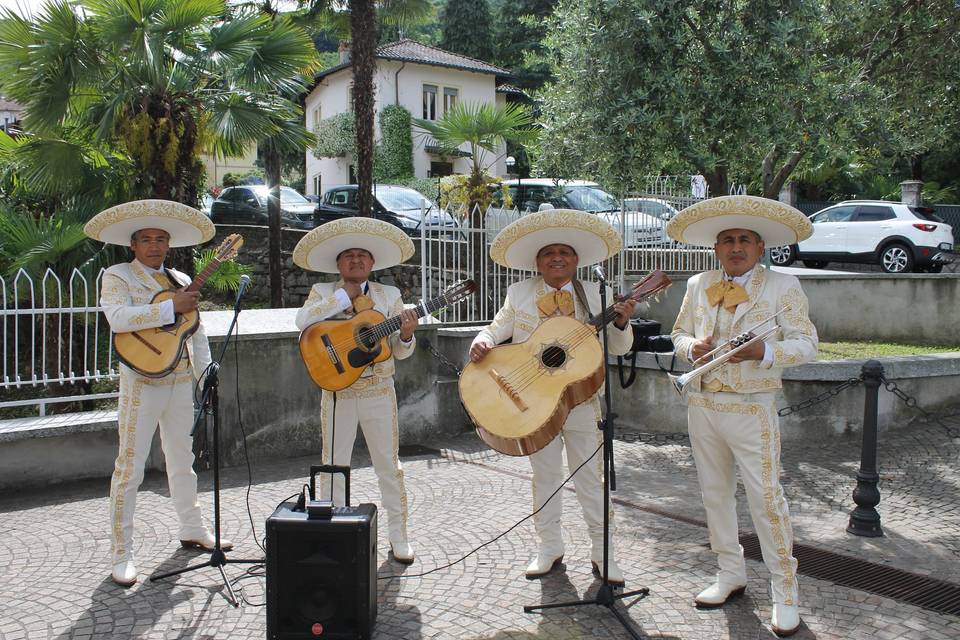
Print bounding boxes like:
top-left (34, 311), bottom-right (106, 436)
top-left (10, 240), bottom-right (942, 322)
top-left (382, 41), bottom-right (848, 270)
top-left (84, 199), bottom-right (215, 247)
top-left (666, 195), bottom-right (812, 247)
top-left (490, 209), bottom-right (622, 271)
top-left (293, 217), bottom-right (415, 273)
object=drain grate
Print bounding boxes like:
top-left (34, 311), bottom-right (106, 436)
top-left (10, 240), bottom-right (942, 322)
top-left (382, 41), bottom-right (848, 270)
top-left (741, 534), bottom-right (960, 616)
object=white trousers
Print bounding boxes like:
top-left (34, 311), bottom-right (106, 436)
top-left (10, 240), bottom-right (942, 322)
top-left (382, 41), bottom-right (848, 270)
top-left (687, 391), bottom-right (799, 606)
top-left (319, 376), bottom-right (409, 545)
top-left (109, 370), bottom-right (205, 564)
top-left (528, 401), bottom-right (614, 560)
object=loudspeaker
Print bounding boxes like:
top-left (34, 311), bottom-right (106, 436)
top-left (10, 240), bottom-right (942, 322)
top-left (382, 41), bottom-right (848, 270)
top-left (266, 502), bottom-right (378, 639)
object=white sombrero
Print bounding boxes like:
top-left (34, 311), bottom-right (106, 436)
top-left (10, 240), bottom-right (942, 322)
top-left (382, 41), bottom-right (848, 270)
top-left (293, 217), bottom-right (415, 273)
top-left (666, 195), bottom-right (812, 247)
top-left (84, 199), bottom-right (215, 247)
top-left (490, 209), bottom-right (622, 271)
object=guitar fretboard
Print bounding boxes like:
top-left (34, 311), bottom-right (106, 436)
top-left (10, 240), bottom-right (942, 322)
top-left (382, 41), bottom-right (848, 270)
top-left (185, 259), bottom-right (221, 293)
top-left (364, 293), bottom-right (456, 341)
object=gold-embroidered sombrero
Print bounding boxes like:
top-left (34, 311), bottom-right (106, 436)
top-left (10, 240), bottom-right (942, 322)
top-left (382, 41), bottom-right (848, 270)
top-left (84, 199), bottom-right (215, 247)
top-left (666, 195), bottom-right (812, 247)
top-left (293, 217), bottom-right (415, 273)
top-left (490, 209), bottom-right (622, 271)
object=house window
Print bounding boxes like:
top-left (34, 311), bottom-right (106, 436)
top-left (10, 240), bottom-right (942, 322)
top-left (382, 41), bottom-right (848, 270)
top-left (312, 106), bottom-right (321, 128)
top-left (349, 164), bottom-right (357, 184)
top-left (348, 85), bottom-right (354, 111)
top-left (430, 161), bottom-right (454, 178)
top-left (423, 84), bottom-right (437, 120)
top-left (312, 173), bottom-right (322, 196)
top-left (443, 87), bottom-right (458, 114)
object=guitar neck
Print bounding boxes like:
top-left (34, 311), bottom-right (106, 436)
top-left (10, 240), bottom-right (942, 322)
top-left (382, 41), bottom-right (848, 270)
top-left (368, 293), bottom-right (452, 341)
top-left (183, 259), bottom-right (221, 293)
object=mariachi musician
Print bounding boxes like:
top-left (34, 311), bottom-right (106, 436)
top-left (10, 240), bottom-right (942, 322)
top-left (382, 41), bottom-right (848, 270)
top-left (667, 195), bottom-right (818, 637)
top-left (85, 200), bottom-right (229, 587)
top-left (293, 218), bottom-right (419, 564)
top-left (468, 209), bottom-right (639, 585)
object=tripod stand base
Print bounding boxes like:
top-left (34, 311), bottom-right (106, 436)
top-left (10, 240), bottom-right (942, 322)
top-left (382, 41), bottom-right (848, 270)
top-left (524, 584), bottom-right (650, 640)
top-left (150, 548), bottom-right (264, 607)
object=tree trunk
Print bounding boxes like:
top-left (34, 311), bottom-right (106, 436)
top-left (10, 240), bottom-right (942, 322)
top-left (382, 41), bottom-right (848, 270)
top-left (703, 165), bottom-right (729, 198)
top-left (761, 149), bottom-right (805, 199)
top-left (264, 145), bottom-right (283, 308)
top-left (911, 154), bottom-right (923, 181)
top-left (351, 0), bottom-right (377, 217)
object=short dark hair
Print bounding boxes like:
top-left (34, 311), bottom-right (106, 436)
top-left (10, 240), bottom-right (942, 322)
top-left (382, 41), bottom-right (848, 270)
top-left (716, 229), bottom-right (762, 243)
top-left (536, 243), bottom-right (577, 258)
top-left (130, 229), bottom-right (171, 242)
top-left (336, 248), bottom-right (374, 262)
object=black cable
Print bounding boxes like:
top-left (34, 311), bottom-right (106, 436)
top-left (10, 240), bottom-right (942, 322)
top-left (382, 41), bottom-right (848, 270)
top-left (377, 440), bottom-right (604, 581)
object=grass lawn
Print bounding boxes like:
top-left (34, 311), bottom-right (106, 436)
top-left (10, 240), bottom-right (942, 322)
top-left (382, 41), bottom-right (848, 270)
top-left (818, 341), bottom-right (960, 360)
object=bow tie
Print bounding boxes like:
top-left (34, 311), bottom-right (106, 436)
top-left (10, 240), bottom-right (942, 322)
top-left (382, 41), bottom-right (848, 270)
top-left (706, 280), bottom-right (749, 311)
top-left (350, 293), bottom-right (374, 314)
top-left (537, 290), bottom-right (575, 318)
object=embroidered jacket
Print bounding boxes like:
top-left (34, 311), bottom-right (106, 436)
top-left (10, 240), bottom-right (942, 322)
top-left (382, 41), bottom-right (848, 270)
top-left (100, 259), bottom-right (212, 380)
top-left (671, 265), bottom-right (818, 393)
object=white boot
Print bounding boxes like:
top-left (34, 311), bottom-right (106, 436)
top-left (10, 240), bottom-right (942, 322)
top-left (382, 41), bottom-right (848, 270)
top-left (390, 541), bottom-right (415, 564)
top-left (694, 581), bottom-right (747, 608)
top-left (111, 560), bottom-right (137, 587)
top-left (525, 551), bottom-right (564, 578)
top-left (771, 603), bottom-right (800, 636)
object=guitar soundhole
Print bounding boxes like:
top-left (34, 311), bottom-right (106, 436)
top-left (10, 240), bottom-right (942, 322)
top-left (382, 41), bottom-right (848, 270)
top-left (540, 345), bottom-right (567, 369)
top-left (358, 328), bottom-right (377, 350)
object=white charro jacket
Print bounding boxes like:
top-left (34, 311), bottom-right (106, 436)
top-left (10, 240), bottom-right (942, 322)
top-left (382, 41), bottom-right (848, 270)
top-left (671, 265), bottom-right (818, 394)
top-left (295, 280), bottom-right (416, 379)
top-left (100, 259), bottom-right (212, 380)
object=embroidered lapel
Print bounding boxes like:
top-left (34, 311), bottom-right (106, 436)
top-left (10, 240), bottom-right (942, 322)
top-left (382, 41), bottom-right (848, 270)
top-left (731, 265), bottom-right (767, 329)
top-left (701, 271), bottom-right (722, 337)
top-left (130, 260), bottom-right (163, 293)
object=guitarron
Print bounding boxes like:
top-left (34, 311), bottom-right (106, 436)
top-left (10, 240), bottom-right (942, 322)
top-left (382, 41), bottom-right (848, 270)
top-left (300, 280), bottom-right (476, 392)
top-left (113, 234), bottom-right (244, 377)
top-left (460, 271), bottom-right (671, 456)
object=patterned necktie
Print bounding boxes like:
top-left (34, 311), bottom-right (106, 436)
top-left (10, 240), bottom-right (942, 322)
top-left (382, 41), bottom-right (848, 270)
top-left (151, 271), bottom-right (174, 290)
top-left (705, 280), bottom-right (749, 311)
top-left (537, 290), bottom-right (575, 318)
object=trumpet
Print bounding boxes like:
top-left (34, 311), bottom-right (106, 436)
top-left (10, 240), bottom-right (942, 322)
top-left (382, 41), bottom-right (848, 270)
top-left (668, 306), bottom-right (790, 396)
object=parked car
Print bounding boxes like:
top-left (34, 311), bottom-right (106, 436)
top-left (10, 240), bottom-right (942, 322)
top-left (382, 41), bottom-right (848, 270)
top-left (200, 193), bottom-right (215, 216)
top-left (769, 200), bottom-right (954, 273)
top-left (314, 184), bottom-right (460, 238)
top-left (209, 185), bottom-right (315, 229)
top-left (487, 179), bottom-right (672, 246)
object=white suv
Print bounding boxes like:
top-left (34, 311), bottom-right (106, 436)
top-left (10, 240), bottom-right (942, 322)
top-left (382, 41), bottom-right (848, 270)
top-left (769, 200), bottom-right (954, 273)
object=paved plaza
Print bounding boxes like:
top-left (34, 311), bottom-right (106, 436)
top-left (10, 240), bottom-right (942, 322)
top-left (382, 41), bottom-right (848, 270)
top-left (1, 413), bottom-right (959, 639)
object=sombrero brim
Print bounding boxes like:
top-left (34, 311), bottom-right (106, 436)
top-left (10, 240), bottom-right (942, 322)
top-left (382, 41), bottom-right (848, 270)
top-left (666, 195), bottom-right (812, 247)
top-left (84, 200), bottom-right (215, 247)
top-left (490, 209), bottom-right (622, 271)
top-left (293, 217), bottom-right (415, 273)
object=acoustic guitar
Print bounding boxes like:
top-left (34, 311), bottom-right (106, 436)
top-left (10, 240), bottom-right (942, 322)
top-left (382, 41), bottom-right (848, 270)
top-left (459, 271), bottom-right (672, 456)
top-left (300, 280), bottom-right (476, 392)
top-left (113, 234), bottom-right (244, 377)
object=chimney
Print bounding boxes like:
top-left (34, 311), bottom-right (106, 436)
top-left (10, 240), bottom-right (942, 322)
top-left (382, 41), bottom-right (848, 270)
top-left (339, 41), bottom-right (351, 64)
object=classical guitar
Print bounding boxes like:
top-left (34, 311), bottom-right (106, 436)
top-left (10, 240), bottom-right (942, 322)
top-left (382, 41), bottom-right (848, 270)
top-left (300, 280), bottom-right (476, 392)
top-left (113, 234), bottom-right (244, 377)
top-left (459, 270), bottom-right (672, 456)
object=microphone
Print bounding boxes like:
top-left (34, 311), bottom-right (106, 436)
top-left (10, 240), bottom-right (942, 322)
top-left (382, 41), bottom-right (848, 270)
top-left (592, 265), bottom-right (606, 284)
top-left (234, 274), bottom-right (251, 309)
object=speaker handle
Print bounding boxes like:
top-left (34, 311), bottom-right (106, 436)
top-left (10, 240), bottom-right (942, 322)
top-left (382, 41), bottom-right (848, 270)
top-left (310, 464), bottom-right (351, 505)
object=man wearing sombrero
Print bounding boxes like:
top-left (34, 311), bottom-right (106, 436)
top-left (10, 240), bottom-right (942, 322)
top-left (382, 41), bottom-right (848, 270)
top-left (469, 209), bottom-right (639, 585)
top-left (293, 218), bottom-right (420, 564)
top-left (85, 200), bottom-right (230, 588)
top-left (667, 195), bottom-right (818, 636)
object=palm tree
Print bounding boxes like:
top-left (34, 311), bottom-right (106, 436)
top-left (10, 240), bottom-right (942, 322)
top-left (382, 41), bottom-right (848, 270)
top-left (414, 101), bottom-right (537, 309)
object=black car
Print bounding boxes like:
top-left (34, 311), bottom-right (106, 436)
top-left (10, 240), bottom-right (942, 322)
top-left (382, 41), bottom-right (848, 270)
top-left (209, 185), bottom-right (315, 230)
top-left (314, 185), bottom-right (460, 238)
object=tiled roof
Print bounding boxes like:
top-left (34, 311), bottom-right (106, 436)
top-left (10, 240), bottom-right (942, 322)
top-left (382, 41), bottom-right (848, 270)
top-left (312, 39), bottom-right (512, 84)
top-left (495, 84), bottom-right (527, 96)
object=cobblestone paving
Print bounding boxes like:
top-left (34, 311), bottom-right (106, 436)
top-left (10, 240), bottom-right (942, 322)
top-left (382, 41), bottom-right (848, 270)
top-left (1, 415), bottom-right (959, 639)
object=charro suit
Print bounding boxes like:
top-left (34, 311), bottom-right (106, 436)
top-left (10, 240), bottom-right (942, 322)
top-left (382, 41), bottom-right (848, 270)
top-left (101, 259), bottom-right (213, 565)
top-left (472, 276), bottom-right (633, 561)
top-left (671, 265), bottom-right (817, 606)
top-left (296, 280), bottom-right (415, 546)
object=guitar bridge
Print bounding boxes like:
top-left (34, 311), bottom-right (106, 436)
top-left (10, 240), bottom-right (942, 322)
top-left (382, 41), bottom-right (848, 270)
top-left (488, 368), bottom-right (528, 412)
top-left (321, 333), bottom-right (345, 374)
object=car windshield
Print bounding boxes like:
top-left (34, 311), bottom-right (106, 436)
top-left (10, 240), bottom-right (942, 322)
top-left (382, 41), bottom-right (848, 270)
top-left (251, 186), bottom-right (310, 204)
top-left (375, 186), bottom-right (432, 211)
top-left (909, 206), bottom-right (944, 223)
top-left (560, 186), bottom-right (619, 213)
top-left (625, 199), bottom-right (674, 217)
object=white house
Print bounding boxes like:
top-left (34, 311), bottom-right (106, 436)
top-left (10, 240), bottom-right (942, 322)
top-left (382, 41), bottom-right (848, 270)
top-left (304, 39), bottom-right (519, 197)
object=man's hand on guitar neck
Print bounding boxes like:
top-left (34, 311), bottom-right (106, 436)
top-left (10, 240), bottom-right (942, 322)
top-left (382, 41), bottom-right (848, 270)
top-left (612, 297), bottom-right (638, 329)
top-left (172, 289), bottom-right (201, 314)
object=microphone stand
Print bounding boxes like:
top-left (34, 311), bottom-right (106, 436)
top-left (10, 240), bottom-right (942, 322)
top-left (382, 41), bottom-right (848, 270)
top-left (523, 276), bottom-right (649, 639)
top-left (151, 282), bottom-right (262, 606)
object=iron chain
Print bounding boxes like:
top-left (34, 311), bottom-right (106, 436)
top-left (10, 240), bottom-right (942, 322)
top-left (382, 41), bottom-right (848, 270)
top-left (422, 339), bottom-right (463, 377)
top-left (880, 375), bottom-right (960, 438)
top-left (777, 377), bottom-right (862, 417)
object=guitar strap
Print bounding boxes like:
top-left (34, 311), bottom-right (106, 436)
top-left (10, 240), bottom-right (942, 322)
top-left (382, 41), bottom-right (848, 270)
top-left (571, 279), bottom-right (592, 322)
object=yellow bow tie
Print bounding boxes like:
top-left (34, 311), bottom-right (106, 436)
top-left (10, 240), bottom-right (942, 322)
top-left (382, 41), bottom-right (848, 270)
top-left (151, 271), bottom-right (174, 289)
top-left (537, 290), bottom-right (575, 318)
top-left (706, 280), bottom-right (749, 311)
top-left (351, 293), bottom-right (374, 313)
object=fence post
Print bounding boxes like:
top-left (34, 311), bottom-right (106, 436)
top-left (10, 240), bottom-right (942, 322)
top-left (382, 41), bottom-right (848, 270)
top-left (847, 359), bottom-right (884, 537)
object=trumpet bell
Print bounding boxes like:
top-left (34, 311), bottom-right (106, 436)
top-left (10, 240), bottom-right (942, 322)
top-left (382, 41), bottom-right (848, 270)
top-left (668, 372), bottom-right (687, 396)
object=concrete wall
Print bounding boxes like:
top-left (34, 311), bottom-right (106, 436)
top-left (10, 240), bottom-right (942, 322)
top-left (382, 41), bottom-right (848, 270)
top-left (633, 271), bottom-right (960, 346)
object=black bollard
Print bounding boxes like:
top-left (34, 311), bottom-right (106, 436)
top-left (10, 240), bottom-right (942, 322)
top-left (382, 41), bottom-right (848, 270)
top-left (847, 359), bottom-right (884, 537)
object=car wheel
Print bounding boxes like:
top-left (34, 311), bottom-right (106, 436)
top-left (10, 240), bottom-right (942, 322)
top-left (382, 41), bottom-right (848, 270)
top-left (769, 245), bottom-right (795, 266)
top-left (880, 242), bottom-right (914, 273)
top-left (802, 260), bottom-right (828, 269)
